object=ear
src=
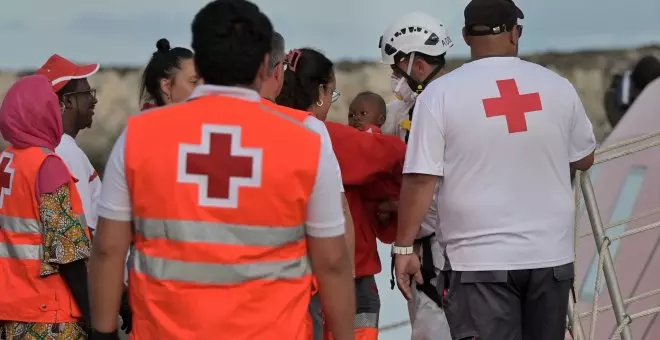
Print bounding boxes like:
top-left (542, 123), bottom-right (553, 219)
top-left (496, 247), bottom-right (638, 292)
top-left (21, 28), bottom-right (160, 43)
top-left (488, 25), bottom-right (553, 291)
top-left (462, 27), bottom-right (471, 46)
top-left (317, 84), bottom-right (325, 100)
top-left (160, 78), bottom-right (171, 99)
top-left (413, 56), bottom-right (427, 74)
top-left (273, 63), bottom-right (285, 83)
top-left (61, 94), bottom-right (72, 108)
top-left (257, 53), bottom-right (271, 83)
top-left (377, 113), bottom-right (386, 125)
top-left (509, 26), bottom-right (520, 46)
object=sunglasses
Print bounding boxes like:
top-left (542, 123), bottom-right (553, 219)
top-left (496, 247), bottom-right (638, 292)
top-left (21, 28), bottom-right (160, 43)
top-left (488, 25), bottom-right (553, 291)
top-left (63, 89), bottom-right (97, 101)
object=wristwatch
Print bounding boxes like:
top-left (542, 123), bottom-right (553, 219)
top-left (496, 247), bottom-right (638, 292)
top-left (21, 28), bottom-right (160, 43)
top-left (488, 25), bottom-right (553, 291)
top-left (391, 245), bottom-right (414, 255)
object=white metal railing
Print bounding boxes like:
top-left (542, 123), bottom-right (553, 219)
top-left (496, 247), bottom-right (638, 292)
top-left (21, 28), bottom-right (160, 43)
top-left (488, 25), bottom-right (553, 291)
top-left (570, 130), bottom-right (660, 340)
top-left (381, 131), bottom-right (660, 337)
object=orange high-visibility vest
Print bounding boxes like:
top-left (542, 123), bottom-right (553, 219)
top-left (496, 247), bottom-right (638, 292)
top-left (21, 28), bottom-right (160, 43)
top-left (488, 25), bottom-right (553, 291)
top-left (0, 146), bottom-right (89, 323)
top-left (261, 99), bottom-right (322, 296)
top-left (125, 94), bottom-right (321, 340)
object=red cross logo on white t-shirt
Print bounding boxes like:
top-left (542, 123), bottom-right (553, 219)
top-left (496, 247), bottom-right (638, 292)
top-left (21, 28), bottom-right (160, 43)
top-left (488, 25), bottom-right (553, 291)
top-left (482, 78), bottom-right (543, 133)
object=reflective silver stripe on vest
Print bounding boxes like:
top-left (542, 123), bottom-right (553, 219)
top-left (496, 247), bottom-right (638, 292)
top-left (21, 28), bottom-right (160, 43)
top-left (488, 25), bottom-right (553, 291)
top-left (133, 250), bottom-right (310, 284)
top-left (354, 312), bottom-right (379, 329)
top-left (0, 243), bottom-right (42, 260)
top-left (0, 216), bottom-right (40, 233)
top-left (134, 218), bottom-right (305, 247)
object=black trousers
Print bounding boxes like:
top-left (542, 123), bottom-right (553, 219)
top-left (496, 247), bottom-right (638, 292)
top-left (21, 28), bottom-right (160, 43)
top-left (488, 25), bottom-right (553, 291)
top-left (442, 263), bottom-right (574, 340)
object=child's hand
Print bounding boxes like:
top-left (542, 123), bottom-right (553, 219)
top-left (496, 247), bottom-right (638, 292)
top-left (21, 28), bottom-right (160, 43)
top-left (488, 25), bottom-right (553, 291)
top-left (376, 200), bottom-right (398, 225)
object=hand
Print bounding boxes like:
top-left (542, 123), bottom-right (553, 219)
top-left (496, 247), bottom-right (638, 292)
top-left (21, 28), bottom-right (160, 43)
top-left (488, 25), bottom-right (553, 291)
top-left (394, 253), bottom-right (423, 300)
top-left (376, 211), bottom-right (391, 225)
top-left (119, 289), bottom-right (132, 334)
top-left (377, 200), bottom-right (398, 213)
top-left (88, 329), bottom-right (120, 340)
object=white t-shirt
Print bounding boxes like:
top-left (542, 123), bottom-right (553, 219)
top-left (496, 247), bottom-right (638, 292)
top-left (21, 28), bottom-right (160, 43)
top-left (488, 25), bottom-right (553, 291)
top-left (382, 99), bottom-right (439, 239)
top-left (404, 57), bottom-right (597, 271)
top-left (55, 134), bottom-right (102, 230)
top-left (382, 99), bottom-right (413, 142)
top-left (303, 116), bottom-right (345, 193)
top-left (97, 85), bottom-right (345, 238)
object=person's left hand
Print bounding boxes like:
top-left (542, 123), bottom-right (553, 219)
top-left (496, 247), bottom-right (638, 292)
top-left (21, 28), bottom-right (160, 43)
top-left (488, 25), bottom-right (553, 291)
top-left (394, 253), bottom-right (423, 300)
top-left (119, 289), bottom-right (132, 334)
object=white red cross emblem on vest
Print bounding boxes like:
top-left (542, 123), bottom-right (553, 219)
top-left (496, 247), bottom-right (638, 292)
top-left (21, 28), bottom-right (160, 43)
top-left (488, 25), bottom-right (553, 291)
top-left (0, 152), bottom-right (15, 210)
top-left (177, 124), bottom-right (263, 208)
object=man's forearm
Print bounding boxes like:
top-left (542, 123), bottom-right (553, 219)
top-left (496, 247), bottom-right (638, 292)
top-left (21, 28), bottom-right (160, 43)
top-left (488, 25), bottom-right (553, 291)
top-left (89, 250), bottom-right (127, 332)
top-left (60, 259), bottom-right (91, 327)
top-left (396, 174), bottom-right (438, 246)
top-left (315, 248), bottom-right (355, 340)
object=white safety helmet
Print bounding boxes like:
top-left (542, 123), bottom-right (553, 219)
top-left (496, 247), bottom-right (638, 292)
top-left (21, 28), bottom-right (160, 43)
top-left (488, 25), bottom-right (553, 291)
top-left (379, 12), bottom-right (453, 65)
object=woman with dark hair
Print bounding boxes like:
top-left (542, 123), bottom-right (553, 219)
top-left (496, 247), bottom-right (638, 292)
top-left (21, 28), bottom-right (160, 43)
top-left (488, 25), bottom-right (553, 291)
top-left (277, 48), bottom-right (340, 120)
top-left (277, 48), bottom-right (406, 340)
top-left (140, 38), bottom-right (199, 109)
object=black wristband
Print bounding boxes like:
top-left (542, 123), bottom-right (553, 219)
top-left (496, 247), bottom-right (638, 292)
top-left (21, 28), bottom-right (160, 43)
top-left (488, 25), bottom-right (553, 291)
top-left (89, 329), bottom-right (120, 340)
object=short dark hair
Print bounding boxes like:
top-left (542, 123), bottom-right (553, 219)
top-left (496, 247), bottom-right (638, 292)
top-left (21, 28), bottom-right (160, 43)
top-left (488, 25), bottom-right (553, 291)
top-left (270, 32), bottom-right (285, 70)
top-left (191, 0), bottom-right (273, 87)
top-left (56, 79), bottom-right (82, 102)
top-left (393, 51), bottom-right (446, 69)
top-left (354, 91), bottom-right (386, 116)
top-left (140, 38), bottom-right (194, 107)
top-left (276, 48), bottom-right (334, 111)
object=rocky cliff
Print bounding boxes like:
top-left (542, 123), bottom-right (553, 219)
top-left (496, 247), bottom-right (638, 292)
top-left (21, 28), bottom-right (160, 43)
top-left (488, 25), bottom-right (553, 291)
top-left (1, 45), bottom-right (659, 171)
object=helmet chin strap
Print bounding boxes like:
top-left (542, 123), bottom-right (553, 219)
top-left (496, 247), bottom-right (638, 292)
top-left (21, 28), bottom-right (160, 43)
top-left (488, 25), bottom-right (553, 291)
top-left (396, 51), bottom-right (444, 94)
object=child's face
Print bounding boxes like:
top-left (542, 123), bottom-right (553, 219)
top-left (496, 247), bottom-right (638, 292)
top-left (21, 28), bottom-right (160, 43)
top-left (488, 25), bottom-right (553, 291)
top-left (348, 97), bottom-right (385, 129)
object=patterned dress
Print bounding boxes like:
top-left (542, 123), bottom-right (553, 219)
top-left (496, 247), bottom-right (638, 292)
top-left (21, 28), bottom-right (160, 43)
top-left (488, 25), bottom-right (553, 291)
top-left (1, 185), bottom-right (91, 340)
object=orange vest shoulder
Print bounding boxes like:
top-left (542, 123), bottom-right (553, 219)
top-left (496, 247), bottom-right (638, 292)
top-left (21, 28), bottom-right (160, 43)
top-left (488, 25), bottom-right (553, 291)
top-left (261, 99), bottom-right (311, 123)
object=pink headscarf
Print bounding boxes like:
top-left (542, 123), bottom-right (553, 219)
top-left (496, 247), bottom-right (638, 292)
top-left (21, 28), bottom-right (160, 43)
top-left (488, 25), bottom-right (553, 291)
top-left (0, 75), bottom-right (63, 150)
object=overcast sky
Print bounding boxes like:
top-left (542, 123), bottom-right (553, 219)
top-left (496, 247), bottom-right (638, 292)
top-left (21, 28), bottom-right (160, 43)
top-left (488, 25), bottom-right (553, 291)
top-left (1, 0), bottom-right (659, 70)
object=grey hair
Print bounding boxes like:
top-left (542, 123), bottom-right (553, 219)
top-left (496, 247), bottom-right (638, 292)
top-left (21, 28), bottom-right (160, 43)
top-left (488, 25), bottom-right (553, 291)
top-left (270, 31), bottom-right (285, 69)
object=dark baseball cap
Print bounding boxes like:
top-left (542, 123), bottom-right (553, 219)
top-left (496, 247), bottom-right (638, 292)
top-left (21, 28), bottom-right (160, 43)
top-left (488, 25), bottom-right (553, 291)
top-left (464, 0), bottom-right (524, 36)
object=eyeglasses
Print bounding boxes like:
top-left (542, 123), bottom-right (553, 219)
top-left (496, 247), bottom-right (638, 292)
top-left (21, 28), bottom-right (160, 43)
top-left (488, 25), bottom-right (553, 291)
top-left (63, 89), bottom-right (97, 100)
top-left (331, 90), bottom-right (341, 103)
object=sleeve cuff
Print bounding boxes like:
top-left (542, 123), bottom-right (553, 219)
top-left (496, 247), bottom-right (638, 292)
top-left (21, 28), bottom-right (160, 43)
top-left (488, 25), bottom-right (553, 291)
top-left (569, 143), bottom-right (597, 163)
top-left (305, 219), bottom-right (346, 238)
top-left (97, 206), bottom-right (132, 222)
top-left (402, 165), bottom-right (444, 176)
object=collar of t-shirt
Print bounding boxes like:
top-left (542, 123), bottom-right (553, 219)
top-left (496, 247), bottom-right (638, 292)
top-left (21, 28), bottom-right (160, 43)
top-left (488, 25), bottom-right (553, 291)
top-left (189, 84), bottom-right (261, 103)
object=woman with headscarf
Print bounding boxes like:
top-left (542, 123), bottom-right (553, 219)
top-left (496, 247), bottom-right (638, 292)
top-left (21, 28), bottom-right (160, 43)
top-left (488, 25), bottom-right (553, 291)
top-left (0, 75), bottom-right (94, 339)
top-left (277, 48), bottom-right (406, 340)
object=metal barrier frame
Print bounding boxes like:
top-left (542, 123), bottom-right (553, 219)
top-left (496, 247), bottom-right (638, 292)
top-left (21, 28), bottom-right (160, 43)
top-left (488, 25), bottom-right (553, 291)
top-left (570, 130), bottom-right (660, 340)
top-left (381, 132), bottom-right (660, 337)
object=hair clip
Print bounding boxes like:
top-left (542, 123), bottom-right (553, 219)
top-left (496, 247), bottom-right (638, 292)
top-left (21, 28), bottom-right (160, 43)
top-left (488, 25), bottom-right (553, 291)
top-left (285, 49), bottom-right (302, 72)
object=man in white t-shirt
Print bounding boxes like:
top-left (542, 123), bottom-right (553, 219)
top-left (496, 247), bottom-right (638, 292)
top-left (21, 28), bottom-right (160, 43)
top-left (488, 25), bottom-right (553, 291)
top-left (379, 12), bottom-right (453, 340)
top-left (36, 54), bottom-right (102, 232)
top-left (393, 1), bottom-right (597, 339)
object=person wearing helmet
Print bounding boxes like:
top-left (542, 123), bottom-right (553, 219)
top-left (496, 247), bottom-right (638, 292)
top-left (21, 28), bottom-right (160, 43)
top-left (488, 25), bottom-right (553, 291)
top-left (395, 1), bottom-right (596, 339)
top-left (379, 11), bottom-right (453, 144)
top-left (379, 11), bottom-right (452, 340)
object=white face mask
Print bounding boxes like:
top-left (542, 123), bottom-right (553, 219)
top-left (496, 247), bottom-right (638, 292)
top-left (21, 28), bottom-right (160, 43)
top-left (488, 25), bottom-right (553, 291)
top-left (390, 51), bottom-right (418, 103)
top-left (391, 77), bottom-right (417, 103)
